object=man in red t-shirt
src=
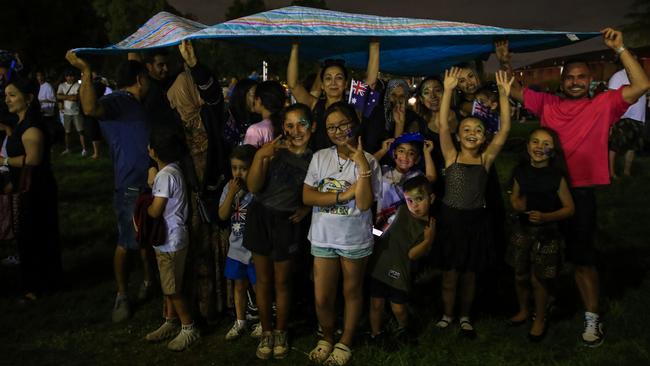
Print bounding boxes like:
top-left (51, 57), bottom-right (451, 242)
top-left (500, 28), bottom-right (650, 347)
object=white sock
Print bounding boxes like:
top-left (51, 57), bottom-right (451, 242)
top-left (182, 322), bottom-right (194, 331)
top-left (585, 312), bottom-right (599, 319)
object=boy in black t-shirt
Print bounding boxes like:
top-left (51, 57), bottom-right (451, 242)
top-left (367, 175), bottom-right (435, 343)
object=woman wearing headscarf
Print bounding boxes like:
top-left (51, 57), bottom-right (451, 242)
top-left (166, 40), bottom-right (228, 322)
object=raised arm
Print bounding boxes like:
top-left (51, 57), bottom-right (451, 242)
top-left (373, 138), bottom-right (394, 161)
top-left (483, 70), bottom-right (513, 168)
top-left (365, 40), bottom-right (380, 90)
top-left (423, 140), bottom-right (437, 182)
top-left (440, 68), bottom-right (461, 165)
top-left (347, 138), bottom-right (374, 211)
top-left (601, 28), bottom-right (650, 104)
top-left (65, 51), bottom-right (105, 119)
top-left (495, 40), bottom-right (523, 102)
top-left (287, 42), bottom-right (317, 108)
top-left (180, 40), bottom-right (222, 106)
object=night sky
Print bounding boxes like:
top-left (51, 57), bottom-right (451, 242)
top-left (168, 0), bottom-right (638, 70)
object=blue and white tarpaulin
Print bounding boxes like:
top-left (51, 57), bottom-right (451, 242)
top-left (75, 6), bottom-right (599, 75)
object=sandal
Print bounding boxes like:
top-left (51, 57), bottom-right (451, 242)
top-left (324, 343), bottom-right (352, 366)
top-left (435, 316), bottom-right (453, 329)
top-left (309, 339), bottom-right (333, 364)
top-left (459, 319), bottom-right (477, 340)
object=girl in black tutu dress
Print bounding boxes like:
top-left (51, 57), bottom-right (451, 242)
top-left (434, 68), bottom-right (513, 339)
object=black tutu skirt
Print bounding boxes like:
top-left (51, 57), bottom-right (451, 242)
top-left (435, 203), bottom-right (495, 272)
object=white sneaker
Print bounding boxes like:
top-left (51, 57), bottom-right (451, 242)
top-left (250, 322), bottom-right (263, 338)
top-left (225, 320), bottom-right (247, 341)
top-left (60, 149), bottom-right (70, 156)
top-left (582, 313), bottom-right (604, 348)
top-left (81, 149), bottom-right (87, 157)
top-left (146, 320), bottom-right (180, 342)
top-left (273, 330), bottom-right (289, 359)
top-left (167, 327), bottom-right (200, 351)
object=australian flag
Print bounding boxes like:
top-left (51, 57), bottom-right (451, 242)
top-left (348, 79), bottom-right (380, 118)
top-left (471, 100), bottom-right (500, 134)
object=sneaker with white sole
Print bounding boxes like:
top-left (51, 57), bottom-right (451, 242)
top-left (256, 331), bottom-right (274, 360)
top-left (81, 149), bottom-right (88, 157)
top-left (324, 342), bottom-right (352, 366)
top-left (146, 320), bottom-right (180, 342)
top-left (167, 327), bottom-right (200, 351)
top-left (250, 322), bottom-right (263, 338)
top-left (273, 330), bottom-right (289, 359)
top-left (582, 312), bottom-right (604, 348)
top-left (225, 320), bottom-right (247, 341)
top-left (112, 295), bottom-right (130, 323)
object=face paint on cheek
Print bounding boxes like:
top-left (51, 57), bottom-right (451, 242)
top-left (543, 147), bottom-right (555, 158)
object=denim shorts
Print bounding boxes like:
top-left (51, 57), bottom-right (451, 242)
top-left (113, 187), bottom-right (140, 250)
top-left (310, 245), bottom-right (373, 260)
top-left (224, 257), bottom-right (257, 284)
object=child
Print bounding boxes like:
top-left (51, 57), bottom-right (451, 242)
top-left (434, 68), bottom-right (513, 339)
top-left (303, 102), bottom-right (382, 366)
top-left (373, 133), bottom-right (435, 230)
top-left (368, 175), bottom-right (436, 343)
top-left (507, 127), bottom-right (574, 342)
top-left (145, 127), bottom-right (199, 351)
top-left (243, 81), bottom-right (286, 147)
top-left (242, 103), bottom-right (315, 360)
top-left (218, 144), bottom-right (258, 341)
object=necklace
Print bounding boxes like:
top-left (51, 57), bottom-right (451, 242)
top-left (336, 152), bottom-right (348, 173)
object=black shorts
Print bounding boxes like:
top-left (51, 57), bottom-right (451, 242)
top-left (368, 277), bottom-right (409, 305)
top-left (242, 200), bottom-right (304, 262)
top-left (560, 187), bottom-right (597, 266)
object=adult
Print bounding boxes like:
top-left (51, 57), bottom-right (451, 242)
top-left (223, 78), bottom-right (260, 149)
top-left (57, 69), bottom-right (87, 156)
top-left (166, 40), bottom-right (229, 321)
top-left (35, 71), bottom-right (58, 144)
top-left (361, 79), bottom-right (421, 157)
top-left (412, 76), bottom-right (459, 200)
top-left (607, 54), bottom-right (647, 178)
top-left (1, 77), bottom-right (61, 300)
top-left (66, 51), bottom-right (153, 323)
top-left (142, 50), bottom-right (174, 123)
top-left (287, 40), bottom-right (379, 151)
top-left (507, 28), bottom-right (650, 347)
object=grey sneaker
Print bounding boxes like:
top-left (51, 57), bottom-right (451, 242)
top-left (146, 320), bottom-right (180, 342)
top-left (1, 255), bottom-right (20, 266)
top-left (225, 321), bottom-right (247, 341)
top-left (112, 296), bottom-right (130, 323)
top-left (273, 330), bottom-right (289, 359)
top-left (137, 282), bottom-right (154, 302)
top-left (256, 331), bottom-right (274, 360)
top-left (167, 327), bottom-right (200, 351)
top-left (582, 313), bottom-right (604, 348)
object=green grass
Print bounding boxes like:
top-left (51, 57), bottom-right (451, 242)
top-left (1, 121), bottom-right (650, 365)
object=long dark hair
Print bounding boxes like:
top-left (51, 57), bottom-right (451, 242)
top-left (255, 80), bottom-right (286, 137)
top-left (516, 127), bottom-right (570, 179)
top-left (322, 101), bottom-right (360, 141)
top-left (8, 76), bottom-right (41, 122)
top-left (229, 78), bottom-right (259, 127)
top-left (414, 76), bottom-right (443, 122)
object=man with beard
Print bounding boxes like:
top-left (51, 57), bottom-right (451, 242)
top-left (507, 28), bottom-right (650, 348)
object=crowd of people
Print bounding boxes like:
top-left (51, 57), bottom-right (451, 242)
top-left (1, 26), bottom-right (649, 365)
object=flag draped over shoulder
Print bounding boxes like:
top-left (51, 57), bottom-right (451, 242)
top-left (74, 6), bottom-right (599, 75)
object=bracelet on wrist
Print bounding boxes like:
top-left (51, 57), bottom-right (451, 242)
top-left (615, 46), bottom-right (626, 54)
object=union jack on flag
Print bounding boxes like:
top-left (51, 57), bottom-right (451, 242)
top-left (348, 79), bottom-right (369, 111)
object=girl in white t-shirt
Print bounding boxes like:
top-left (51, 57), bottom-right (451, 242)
top-left (303, 102), bottom-right (381, 365)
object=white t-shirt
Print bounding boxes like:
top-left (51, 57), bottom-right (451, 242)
top-left (304, 146), bottom-right (382, 250)
top-left (219, 185), bottom-right (253, 264)
top-left (38, 82), bottom-right (56, 117)
top-left (57, 81), bottom-right (81, 115)
top-left (608, 69), bottom-right (646, 123)
top-left (152, 163), bottom-right (188, 253)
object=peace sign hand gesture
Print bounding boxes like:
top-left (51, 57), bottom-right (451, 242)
top-left (345, 137), bottom-right (370, 171)
top-left (257, 135), bottom-right (288, 159)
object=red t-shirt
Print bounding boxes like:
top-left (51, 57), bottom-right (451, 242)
top-left (523, 87), bottom-right (630, 187)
